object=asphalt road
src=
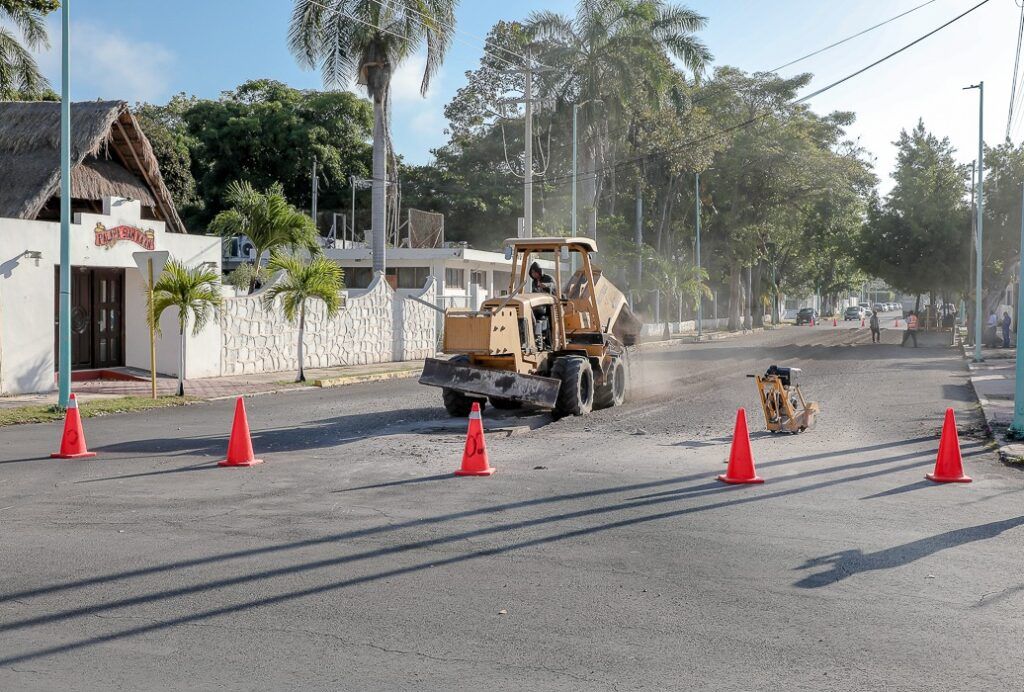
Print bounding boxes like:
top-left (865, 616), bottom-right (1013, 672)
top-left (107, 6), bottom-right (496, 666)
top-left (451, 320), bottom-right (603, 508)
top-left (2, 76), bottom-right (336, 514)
top-left (2, 323), bottom-right (1022, 690)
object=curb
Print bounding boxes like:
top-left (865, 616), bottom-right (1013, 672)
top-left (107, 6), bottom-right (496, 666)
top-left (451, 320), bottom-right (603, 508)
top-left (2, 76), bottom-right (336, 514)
top-left (314, 368), bottom-right (422, 389)
top-left (639, 325), bottom-right (775, 348)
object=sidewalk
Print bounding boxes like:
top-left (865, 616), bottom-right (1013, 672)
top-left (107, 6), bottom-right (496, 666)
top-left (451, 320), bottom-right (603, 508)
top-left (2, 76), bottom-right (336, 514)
top-left (966, 350), bottom-right (1024, 461)
top-left (0, 324), bottom-right (760, 410)
top-left (0, 360), bottom-right (426, 409)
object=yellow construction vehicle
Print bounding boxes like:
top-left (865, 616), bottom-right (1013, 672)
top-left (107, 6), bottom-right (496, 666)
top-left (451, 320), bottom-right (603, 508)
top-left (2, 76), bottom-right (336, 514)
top-left (419, 237), bottom-right (642, 418)
top-left (749, 365), bottom-right (819, 433)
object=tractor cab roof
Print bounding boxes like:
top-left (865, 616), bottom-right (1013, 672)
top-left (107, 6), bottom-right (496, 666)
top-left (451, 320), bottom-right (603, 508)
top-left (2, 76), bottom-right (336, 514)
top-left (482, 293), bottom-right (555, 311)
top-left (503, 236), bottom-right (598, 253)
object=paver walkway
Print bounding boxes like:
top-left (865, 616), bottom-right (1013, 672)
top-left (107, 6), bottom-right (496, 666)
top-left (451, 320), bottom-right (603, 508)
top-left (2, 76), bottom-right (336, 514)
top-left (0, 360), bottom-right (425, 408)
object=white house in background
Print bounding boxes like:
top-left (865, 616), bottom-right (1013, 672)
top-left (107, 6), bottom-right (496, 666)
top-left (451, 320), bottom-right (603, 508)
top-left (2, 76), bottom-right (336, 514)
top-left (325, 244), bottom-right (517, 309)
top-left (0, 100), bottom-right (221, 396)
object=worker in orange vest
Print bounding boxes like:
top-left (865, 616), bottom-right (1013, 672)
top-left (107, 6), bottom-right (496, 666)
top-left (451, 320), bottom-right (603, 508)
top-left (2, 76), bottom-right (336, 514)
top-left (901, 311), bottom-right (919, 348)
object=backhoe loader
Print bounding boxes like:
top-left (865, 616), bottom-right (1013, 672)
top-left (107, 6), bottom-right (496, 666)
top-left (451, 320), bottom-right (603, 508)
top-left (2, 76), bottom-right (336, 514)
top-left (419, 237), bottom-right (642, 418)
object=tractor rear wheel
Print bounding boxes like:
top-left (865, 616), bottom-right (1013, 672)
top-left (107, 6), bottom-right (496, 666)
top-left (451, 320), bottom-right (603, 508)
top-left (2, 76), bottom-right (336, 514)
top-left (552, 356), bottom-right (594, 418)
top-left (594, 356), bottom-right (627, 409)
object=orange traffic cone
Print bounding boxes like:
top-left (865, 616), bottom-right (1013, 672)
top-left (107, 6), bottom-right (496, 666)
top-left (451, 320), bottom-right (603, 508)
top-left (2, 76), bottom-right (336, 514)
top-left (926, 408), bottom-right (971, 483)
top-left (51, 393), bottom-right (96, 459)
top-left (218, 397), bottom-right (263, 467)
top-left (810, 317), bottom-right (815, 327)
top-left (717, 408), bottom-right (763, 484)
top-left (455, 402), bottom-right (494, 476)
top-left (860, 318), bottom-right (865, 328)
top-left (894, 318), bottom-right (900, 328)
top-left (833, 317), bottom-right (837, 327)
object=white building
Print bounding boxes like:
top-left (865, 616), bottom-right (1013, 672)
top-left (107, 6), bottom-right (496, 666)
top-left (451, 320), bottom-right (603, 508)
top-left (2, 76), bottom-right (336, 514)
top-left (0, 101), bottom-right (221, 395)
top-left (325, 244), bottom-right (518, 310)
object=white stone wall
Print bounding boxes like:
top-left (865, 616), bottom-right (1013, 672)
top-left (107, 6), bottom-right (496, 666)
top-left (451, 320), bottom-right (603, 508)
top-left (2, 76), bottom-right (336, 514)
top-left (220, 275), bottom-right (436, 376)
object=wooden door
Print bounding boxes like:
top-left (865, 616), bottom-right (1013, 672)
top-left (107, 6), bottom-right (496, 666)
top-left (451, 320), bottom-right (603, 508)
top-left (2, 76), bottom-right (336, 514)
top-left (92, 269), bottom-right (124, 368)
top-left (55, 267), bottom-right (94, 369)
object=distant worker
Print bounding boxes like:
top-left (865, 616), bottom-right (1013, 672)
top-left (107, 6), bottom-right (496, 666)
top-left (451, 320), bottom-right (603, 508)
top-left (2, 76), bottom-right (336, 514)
top-left (528, 262), bottom-right (554, 294)
top-left (1003, 311), bottom-right (1013, 349)
top-left (901, 310), bottom-right (919, 348)
top-left (869, 310), bottom-right (880, 343)
top-left (986, 310), bottom-right (999, 348)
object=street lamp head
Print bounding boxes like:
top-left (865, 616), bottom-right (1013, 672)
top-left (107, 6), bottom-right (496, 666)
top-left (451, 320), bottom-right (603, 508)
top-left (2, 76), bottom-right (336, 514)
top-left (963, 83), bottom-right (981, 91)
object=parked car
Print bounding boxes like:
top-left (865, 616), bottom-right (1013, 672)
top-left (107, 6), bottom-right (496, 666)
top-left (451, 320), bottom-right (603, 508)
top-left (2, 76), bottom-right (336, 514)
top-left (872, 303), bottom-right (885, 313)
top-left (795, 307), bottom-right (818, 325)
top-left (844, 306), bottom-right (865, 321)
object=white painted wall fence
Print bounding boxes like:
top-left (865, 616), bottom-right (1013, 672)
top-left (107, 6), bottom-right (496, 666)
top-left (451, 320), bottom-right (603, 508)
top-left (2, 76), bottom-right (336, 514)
top-left (219, 275), bottom-right (436, 376)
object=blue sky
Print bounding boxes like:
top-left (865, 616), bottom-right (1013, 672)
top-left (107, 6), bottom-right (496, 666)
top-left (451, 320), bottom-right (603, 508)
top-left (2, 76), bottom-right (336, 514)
top-left (26, 0), bottom-right (1019, 189)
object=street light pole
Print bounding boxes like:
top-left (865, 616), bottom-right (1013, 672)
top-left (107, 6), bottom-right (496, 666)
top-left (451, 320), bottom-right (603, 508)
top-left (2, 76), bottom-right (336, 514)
top-left (1009, 183), bottom-right (1024, 438)
top-left (57, 0), bottom-right (72, 409)
top-left (965, 82), bottom-right (984, 362)
top-left (572, 103), bottom-right (579, 237)
top-left (695, 171), bottom-right (703, 341)
top-left (523, 46), bottom-right (533, 239)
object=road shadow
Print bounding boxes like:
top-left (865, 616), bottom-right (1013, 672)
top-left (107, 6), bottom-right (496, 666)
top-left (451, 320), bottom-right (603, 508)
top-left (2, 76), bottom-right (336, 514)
top-left (0, 435), bottom-right (991, 663)
top-left (794, 516), bottom-right (1024, 588)
top-left (859, 479), bottom-right (935, 500)
top-left (92, 406), bottom-right (543, 459)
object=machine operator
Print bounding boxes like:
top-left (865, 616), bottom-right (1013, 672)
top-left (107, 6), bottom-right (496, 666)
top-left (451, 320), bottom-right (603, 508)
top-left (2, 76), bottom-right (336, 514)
top-left (529, 262), bottom-right (555, 295)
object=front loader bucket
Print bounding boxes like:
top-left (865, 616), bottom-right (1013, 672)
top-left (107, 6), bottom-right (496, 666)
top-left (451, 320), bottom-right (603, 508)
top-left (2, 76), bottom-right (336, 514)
top-left (419, 358), bottom-right (562, 409)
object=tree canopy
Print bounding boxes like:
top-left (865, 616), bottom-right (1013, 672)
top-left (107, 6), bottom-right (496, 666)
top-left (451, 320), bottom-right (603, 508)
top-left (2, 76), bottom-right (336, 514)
top-left (859, 121), bottom-right (970, 300)
top-left (138, 79), bottom-right (373, 231)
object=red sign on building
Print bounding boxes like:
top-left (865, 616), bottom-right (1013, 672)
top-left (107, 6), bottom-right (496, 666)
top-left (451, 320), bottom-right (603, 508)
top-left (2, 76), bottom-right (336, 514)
top-left (94, 222), bottom-right (156, 250)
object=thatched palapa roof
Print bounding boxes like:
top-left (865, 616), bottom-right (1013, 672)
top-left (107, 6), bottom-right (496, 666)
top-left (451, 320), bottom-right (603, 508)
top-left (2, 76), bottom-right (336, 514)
top-left (0, 100), bottom-right (186, 234)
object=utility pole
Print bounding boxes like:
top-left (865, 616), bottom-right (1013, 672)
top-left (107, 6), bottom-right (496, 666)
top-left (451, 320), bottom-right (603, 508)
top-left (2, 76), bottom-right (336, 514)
top-left (523, 47), bottom-right (533, 239)
top-left (57, 0), bottom-right (71, 409)
top-left (965, 82), bottom-right (984, 362)
top-left (1009, 183), bottom-right (1024, 438)
top-left (311, 156), bottom-right (319, 237)
top-left (695, 171), bottom-right (703, 340)
top-left (967, 160), bottom-right (976, 334)
top-left (635, 175), bottom-right (643, 293)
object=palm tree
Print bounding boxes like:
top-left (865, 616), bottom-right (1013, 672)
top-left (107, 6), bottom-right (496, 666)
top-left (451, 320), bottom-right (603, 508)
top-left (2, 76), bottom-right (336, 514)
top-left (288, 0), bottom-right (457, 274)
top-left (209, 180), bottom-right (321, 293)
top-left (150, 260), bottom-right (222, 397)
top-left (263, 252), bottom-right (345, 383)
top-left (0, 0), bottom-right (55, 99)
top-left (529, 0), bottom-right (711, 238)
top-left (646, 250), bottom-right (709, 335)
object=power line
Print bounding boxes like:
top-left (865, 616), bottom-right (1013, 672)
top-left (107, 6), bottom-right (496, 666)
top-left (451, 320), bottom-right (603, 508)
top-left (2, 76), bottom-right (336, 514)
top-left (533, 0), bottom-right (995, 189)
top-left (793, 0), bottom-right (992, 105)
top-left (1007, 0), bottom-right (1024, 139)
top-left (769, 0), bottom-right (940, 73)
top-left (310, 0), bottom-right (993, 199)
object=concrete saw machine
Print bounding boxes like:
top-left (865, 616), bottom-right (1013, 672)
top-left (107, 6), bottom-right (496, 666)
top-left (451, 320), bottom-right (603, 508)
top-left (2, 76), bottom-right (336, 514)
top-left (748, 365), bottom-right (819, 434)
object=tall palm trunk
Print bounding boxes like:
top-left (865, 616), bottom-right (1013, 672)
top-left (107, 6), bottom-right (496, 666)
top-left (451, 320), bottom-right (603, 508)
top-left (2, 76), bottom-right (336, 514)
top-left (371, 95), bottom-right (388, 274)
top-left (727, 263), bottom-right (743, 332)
top-left (297, 303), bottom-right (306, 383)
top-left (581, 143), bottom-right (599, 239)
top-left (178, 325), bottom-right (186, 397)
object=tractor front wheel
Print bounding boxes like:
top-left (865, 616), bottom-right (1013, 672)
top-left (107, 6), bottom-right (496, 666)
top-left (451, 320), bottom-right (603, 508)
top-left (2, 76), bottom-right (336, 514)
top-left (441, 355), bottom-right (486, 417)
top-left (443, 388), bottom-right (485, 417)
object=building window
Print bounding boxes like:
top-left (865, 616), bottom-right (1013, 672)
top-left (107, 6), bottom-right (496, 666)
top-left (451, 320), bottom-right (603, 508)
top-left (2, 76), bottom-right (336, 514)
top-left (386, 266), bottom-right (430, 289)
top-left (445, 268), bottom-right (465, 290)
top-left (347, 267), bottom-right (373, 288)
top-left (493, 271), bottom-right (511, 295)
